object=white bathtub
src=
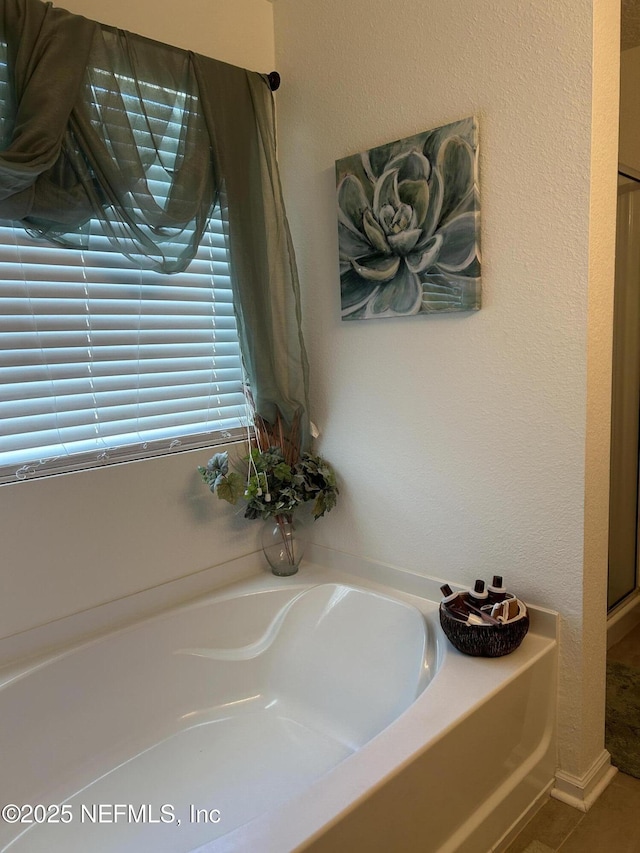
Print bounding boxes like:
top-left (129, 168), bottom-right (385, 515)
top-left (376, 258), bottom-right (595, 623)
top-left (0, 548), bottom-right (557, 853)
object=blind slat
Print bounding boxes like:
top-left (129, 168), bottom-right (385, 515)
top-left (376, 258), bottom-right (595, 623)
top-left (2, 366), bottom-right (243, 399)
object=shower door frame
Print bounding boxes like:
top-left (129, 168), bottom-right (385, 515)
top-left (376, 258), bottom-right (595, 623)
top-left (608, 163), bottom-right (640, 612)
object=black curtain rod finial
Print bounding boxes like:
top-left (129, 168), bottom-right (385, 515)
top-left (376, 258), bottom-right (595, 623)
top-left (267, 71), bottom-right (280, 91)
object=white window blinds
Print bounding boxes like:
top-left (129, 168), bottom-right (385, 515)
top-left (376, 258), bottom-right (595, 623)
top-left (0, 215), bottom-right (246, 484)
top-left (0, 48), bottom-right (246, 484)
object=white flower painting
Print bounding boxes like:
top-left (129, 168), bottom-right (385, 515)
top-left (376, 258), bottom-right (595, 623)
top-left (336, 117), bottom-right (481, 320)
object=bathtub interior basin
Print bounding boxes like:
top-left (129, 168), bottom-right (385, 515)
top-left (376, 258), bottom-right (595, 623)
top-left (0, 582), bottom-right (433, 853)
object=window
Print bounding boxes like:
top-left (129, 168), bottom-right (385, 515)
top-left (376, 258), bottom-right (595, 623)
top-left (0, 212), bottom-right (246, 484)
top-left (0, 49), bottom-right (246, 484)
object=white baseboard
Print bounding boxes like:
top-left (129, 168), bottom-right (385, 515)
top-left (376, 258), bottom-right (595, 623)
top-left (607, 590), bottom-right (640, 649)
top-left (551, 750), bottom-right (617, 812)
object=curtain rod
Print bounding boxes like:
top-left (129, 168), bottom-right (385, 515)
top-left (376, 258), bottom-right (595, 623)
top-left (267, 71), bottom-right (281, 91)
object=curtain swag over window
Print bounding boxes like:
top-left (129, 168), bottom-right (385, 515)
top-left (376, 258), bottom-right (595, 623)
top-left (0, 0), bottom-right (310, 448)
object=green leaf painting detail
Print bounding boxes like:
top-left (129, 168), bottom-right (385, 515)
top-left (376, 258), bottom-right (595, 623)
top-left (335, 116), bottom-right (481, 320)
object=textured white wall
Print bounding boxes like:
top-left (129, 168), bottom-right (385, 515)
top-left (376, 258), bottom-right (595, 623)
top-left (273, 0), bottom-right (618, 782)
top-left (580, 0), bottom-right (618, 785)
top-left (0, 0), bottom-right (274, 639)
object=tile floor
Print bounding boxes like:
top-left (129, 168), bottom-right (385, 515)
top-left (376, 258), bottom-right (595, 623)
top-left (504, 622), bottom-right (640, 852)
top-left (503, 772), bottom-right (640, 852)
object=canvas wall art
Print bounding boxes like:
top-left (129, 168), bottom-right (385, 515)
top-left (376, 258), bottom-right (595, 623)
top-left (335, 116), bottom-right (481, 320)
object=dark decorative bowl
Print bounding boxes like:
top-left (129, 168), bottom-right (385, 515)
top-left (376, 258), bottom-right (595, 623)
top-left (439, 596), bottom-right (530, 657)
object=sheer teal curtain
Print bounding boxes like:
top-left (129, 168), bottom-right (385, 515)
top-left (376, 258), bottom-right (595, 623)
top-left (0, 0), bottom-right (310, 447)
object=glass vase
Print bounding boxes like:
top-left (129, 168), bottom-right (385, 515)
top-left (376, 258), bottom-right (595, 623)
top-left (261, 513), bottom-right (308, 576)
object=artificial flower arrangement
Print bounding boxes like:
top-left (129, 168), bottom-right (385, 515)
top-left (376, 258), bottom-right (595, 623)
top-left (198, 410), bottom-right (338, 574)
top-left (198, 445), bottom-right (338, 521)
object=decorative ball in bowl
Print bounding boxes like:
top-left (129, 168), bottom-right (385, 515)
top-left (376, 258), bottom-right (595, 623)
top-left (439, 597), bottom-right (529, 657)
